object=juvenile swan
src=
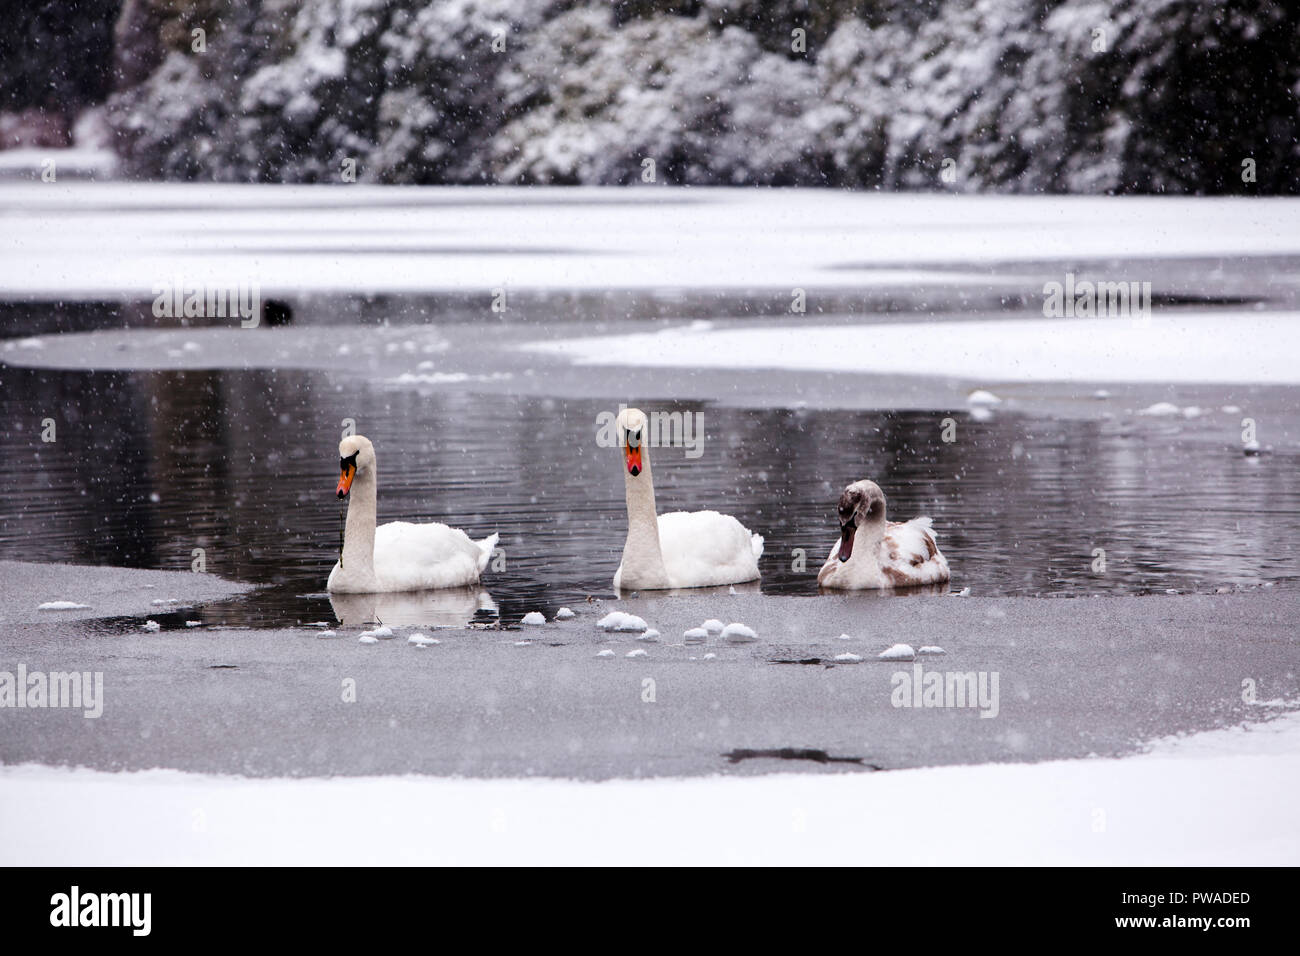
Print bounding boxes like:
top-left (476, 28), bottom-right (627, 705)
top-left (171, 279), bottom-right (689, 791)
top-left (817, 479), bottom-right (949, 589)
top-left (613, 408), bottom-right (763, 590)
top-left (327, 435), bottom-right (498, 593)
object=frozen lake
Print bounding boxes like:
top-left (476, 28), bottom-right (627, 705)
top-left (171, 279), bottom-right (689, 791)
top-left (1, 185), bottom-right (1298, 801)
top-left (3, 186), bottom-right (1300, 626)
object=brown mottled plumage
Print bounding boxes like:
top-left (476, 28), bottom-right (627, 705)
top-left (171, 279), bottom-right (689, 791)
top-left (818, 479), bottom-right (950, 590)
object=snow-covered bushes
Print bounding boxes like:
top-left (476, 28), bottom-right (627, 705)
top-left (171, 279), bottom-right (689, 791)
top-left (812, 0), bottom-right (1300, 193)
top-left (491, 8), bottom-right (823, 184)
top-left (98, 0), bottom-right (1299, 192)
top-left (366, 0), bottom-right (561, 182)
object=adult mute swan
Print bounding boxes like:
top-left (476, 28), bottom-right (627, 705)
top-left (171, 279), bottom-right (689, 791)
top-left (817, 479), bottom-right (950, 590)
top-left (327, 435), bottom-right (499, 593)
top-left (612, 407), bottom-right (763, 591)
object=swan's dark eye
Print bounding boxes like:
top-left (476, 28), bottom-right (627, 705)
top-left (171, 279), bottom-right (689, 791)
top-left (340, 452), bottom-right (358, 471)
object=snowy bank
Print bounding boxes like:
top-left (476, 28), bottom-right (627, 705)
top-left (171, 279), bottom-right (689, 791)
top-left (2, 710), bottom-right (1297, 865)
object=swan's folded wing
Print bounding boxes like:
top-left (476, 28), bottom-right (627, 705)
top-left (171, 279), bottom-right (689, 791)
top-left (656, 510), bottom-right (761, 587)
top-left (881, 517), bottom-right (949, 585)
top-left (373, 521), bottom-right (487, 590)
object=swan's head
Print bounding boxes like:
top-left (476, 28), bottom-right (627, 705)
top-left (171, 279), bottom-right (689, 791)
top-left (616, 407), bottom-right (649, 477)
top-left (836, 479), bottom-right (886, 562)
top-left (336, 434), bottom-right (375, 499)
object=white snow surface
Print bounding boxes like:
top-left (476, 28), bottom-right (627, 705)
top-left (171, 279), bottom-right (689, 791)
top-left (3, 186), bottom-right (1299, 298)
top-left (36, 601), bottom-right (92, 611)
top-left (720, 622), bottom-right (758, 643)
top-left (527, 312), bottom-right (1300, 386)
top-left (2, 709), bottom-right (1296, 865)
top-left (520, 612), bottom-right (546, 626)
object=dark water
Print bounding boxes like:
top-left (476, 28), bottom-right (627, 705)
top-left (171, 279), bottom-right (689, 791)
top-left (2, 363), bottom-right (1297, 626)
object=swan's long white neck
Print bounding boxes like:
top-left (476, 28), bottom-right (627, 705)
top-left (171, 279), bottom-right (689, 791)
top-left (621, 444), bottom-right (670, 589)
top-left (341, 464), bottom-right (378, 584)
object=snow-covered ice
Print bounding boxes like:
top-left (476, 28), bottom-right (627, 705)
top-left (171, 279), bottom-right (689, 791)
top-left (682, 627), bottom-right (708, 643)
top-left (529, 313), bottom-right (1300, 386)
top-left (6, 187), bottom-right (1300, 299)
top-left (407, 633), bottom-right (439, 646)
top-left (879, 644), bottom-right (916, 661)
top-left (141, 620), bottom-right (160, 632)
top-left (520, 612), bottom-right (546, 626)
top-left (37, 601), bottom-right (91, 611)
top-left (554, 607), bottom-right (575, 620)
top-left (3, 709), bottom-right (1297, 865)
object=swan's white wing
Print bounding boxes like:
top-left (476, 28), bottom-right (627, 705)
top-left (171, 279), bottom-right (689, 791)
top-left (372, 521), bottom-right (491, 591)
top-left (656, 510), bottom-right (761, 588)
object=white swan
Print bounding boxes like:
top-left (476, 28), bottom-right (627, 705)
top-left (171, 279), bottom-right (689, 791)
top-left (817, 479), bottom-right (950, 590)
top-left (327, 435), bottom-right (499, 593)
top-left (612, 407), bottom-right (763, 590)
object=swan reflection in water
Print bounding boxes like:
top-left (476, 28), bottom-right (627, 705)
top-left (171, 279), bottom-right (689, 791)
top-left (614, 580), bottom-right (761, 601)
top-left (817, 581), bottom-right (951, 598)
top-left (329, 586), bottom-right (498, 628)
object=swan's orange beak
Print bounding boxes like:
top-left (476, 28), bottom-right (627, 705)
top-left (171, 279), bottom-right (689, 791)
top-left (336, 462), bottom-right (355, 499)
top-left (624, 442), bottom-right (642, 477)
